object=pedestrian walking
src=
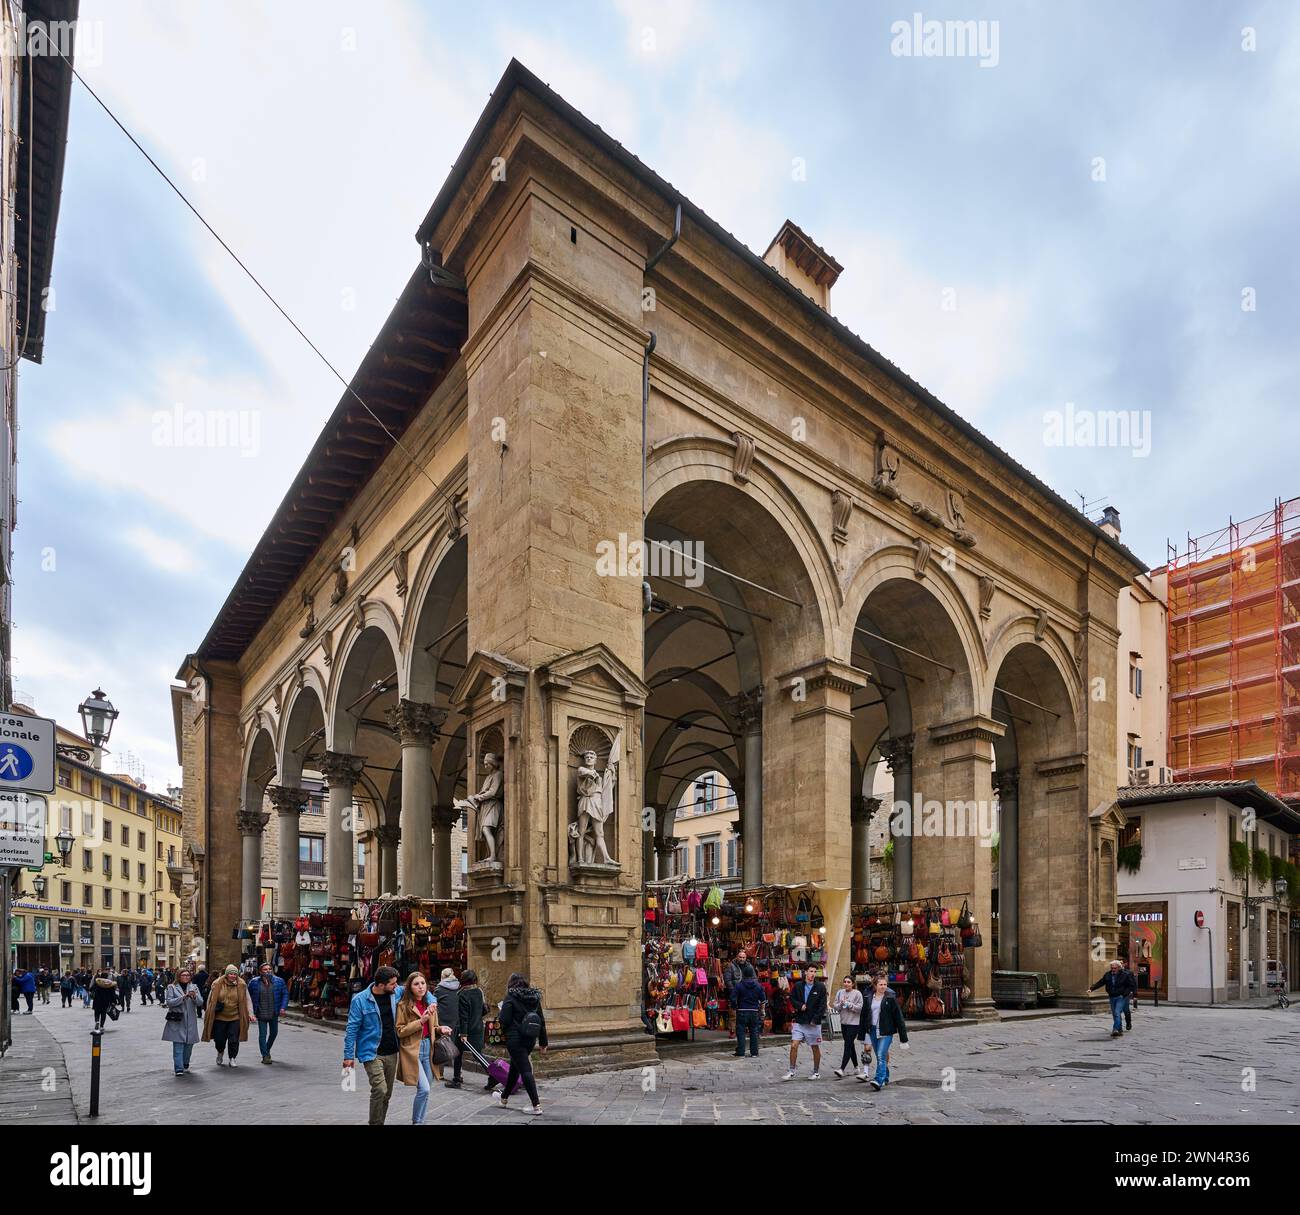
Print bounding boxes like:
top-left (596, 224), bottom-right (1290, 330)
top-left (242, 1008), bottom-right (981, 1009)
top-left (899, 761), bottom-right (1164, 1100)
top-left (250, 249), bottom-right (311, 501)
top-left (731, 963), bottom-right (765, 1058)
top-left (192, 966), bottom-right (210, 999)
top-left (163, 967), bottom-right (204, 1076)
top-left (784, 966), bottom-right (827, 1080)
top-left (12, 968), bottom-right (35, 1014)
top-left (397, 971), bottom-right (453, 1124)
top-left (1088, 959), bottom-right (1136, 1038)
top-left (449, 968), bottom-right (488, 1089)
top-left (247, 962), bottom-right (288, 1063)
top-left (154, 971), bottom-right (169, 1005)
top-left (59, 971), bottom-right (75, 1008)
top-left (342, 965), bottom-right (403, 1126)
top-left (36, 968), bottom-right (52, 1004)
top-left (831, 975), bottom-right (864, 1077)
top-left (202, 965), bottom-right (253, 1066)
top-left (117, 968), bottom-right (136, 1012)
top-left (78, 969), bottom-right (92, 1008)
top-left (432, 967), bottom-right (460, 1032)
top-left (863, 973), bottom-right (909, 1091)
top-left (90, 971), bottom-right (119, 1030)
top-left (492, 973), bottom-right (547, 1115)
top-left (138, 968), bottom-right (154, 1006)
top-left (723, 948), bottom-right (749, 1036)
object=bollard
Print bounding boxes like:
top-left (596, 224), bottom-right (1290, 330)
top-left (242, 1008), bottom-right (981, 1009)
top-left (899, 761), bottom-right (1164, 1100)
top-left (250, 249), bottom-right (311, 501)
top-left (89, 1027), bottom-right (101, 1118)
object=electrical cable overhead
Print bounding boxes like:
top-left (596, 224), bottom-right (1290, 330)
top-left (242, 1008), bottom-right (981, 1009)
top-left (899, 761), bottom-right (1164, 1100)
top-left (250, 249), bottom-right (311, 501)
top-left (57, 51), bottom-right (457, 516)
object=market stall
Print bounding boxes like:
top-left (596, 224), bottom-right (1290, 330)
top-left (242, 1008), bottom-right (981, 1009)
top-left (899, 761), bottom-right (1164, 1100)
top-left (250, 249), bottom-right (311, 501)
top-left (642, 877), bottom-right (727, 1039)
top-left (849, 895), bottom-right (981, 1019)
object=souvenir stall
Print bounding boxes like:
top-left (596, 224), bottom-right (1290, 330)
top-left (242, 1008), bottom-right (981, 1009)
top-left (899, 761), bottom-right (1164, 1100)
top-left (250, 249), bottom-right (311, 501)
top-left (286, 909), bottom-right (357, 1019)
top-left (849, 896), bottom-right (981, 1020)
top-left (642, 878), bottom-right (728, 1039)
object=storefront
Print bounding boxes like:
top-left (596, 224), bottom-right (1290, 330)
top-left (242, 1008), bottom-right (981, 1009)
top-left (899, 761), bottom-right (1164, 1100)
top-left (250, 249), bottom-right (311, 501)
top-left (1118, 904), bottom-right (1167, 999)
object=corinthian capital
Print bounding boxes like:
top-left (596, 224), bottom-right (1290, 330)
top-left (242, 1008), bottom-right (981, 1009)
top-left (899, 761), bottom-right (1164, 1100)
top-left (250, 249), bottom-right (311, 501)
top-left (266, 785), bottom-right (310, 816)
top-left (236, 809), bottom-right (270, 837)
top-left (880, 733), bottom-right (915, 774)
top-left (320, 750), bottom-right (365, 787)
top-left (385, 699), bottom-right (447, 746)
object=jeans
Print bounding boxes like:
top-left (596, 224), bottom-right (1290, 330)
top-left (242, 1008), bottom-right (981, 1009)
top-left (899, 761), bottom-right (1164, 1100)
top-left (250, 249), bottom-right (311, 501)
top-left (257, 1016), bottom-right (279, 1058)
top-left (171, 1042), bottom-right (194, 1073)
top-left (362, 1053), bottom-right (398, 1125)
top-left (1109, 995), bottom-right (1126, 1032)
top-left (61, 991), bottom-right (73, 1007)
top-left (211, 1019), bottom-right (241, 1058)
top-left (734, 1009), bottom-right (761, 1057)
top-left (412, 1037), bottom-right (433, 1124)
top-left (503, 1045), bottom-right (540, 1107)
top-left (80, 988), bottom-right (90, 1007)
top-left (869, 1029), bottom-right (893, 1086)
top-left (838, 1025), bottom-right (859, 1070)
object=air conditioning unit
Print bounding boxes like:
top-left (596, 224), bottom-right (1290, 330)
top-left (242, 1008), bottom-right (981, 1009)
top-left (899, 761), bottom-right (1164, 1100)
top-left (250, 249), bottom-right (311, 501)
top-left (1130, 766), bottom-right (1174, 786)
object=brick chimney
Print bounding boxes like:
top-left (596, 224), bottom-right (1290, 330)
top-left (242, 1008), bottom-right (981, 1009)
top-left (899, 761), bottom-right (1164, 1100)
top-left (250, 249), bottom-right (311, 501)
top-left (762, 219), bottom-right (842, 311)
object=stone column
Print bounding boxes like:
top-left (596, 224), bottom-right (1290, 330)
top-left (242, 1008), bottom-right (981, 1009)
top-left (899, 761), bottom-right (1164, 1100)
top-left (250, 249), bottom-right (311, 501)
top-left (432, 804), bottom-right (459, 899)
top-left (851, 795), bottom-right (880, 905)
top-left (377, 824), bottom-right (401, 896)
top-left (386, 699), bottom-right (444, 899)
top-left (915, 715), bottom-right (1004, 1018)
top-left (731, 688), bottom-right (763, 888)
top-left (320, 751), bottom-right (364, 907)
top-left (236, 808), bottom-right (270, 922)
top-left (881, 734), bottom-right (914, 902)
top-left (655, 838), bottom-right (676, 881)
top-left (993, 768), bottom-right (1020, 970)
top-left (357, 830), bottom-right (376, 899)
top-left (266, 785), bottom-right (309, 918)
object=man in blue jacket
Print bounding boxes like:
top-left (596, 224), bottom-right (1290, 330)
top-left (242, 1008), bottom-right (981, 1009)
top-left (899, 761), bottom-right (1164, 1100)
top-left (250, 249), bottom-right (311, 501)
top-left (248, 962), bottom-right (290, 1064)
top-left (342, 966), bottom-right (403, 1125)
top-left (1088, 959), bottom-right (1137, 1038)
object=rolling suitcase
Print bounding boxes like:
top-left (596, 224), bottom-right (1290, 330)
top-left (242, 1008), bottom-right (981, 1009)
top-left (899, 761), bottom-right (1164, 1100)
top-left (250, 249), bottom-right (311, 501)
top-left (459, 1034), bottom-right (523, 1095)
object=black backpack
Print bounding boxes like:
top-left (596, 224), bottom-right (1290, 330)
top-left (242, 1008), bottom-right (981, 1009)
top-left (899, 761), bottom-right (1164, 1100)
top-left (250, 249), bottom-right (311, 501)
top-left (519, 1004), bottom-right (543, 1042)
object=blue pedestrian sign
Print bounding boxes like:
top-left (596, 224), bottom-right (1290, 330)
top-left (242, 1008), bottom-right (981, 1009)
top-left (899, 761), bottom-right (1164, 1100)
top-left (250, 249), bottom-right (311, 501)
top-left (0, 713), bottom-right (54, 795)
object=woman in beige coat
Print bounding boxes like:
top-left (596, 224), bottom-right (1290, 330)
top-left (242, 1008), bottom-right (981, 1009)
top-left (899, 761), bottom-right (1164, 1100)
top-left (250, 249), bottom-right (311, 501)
top-left (201, 964), bottom-right (254, 1067)
top-left (396, 971), bottom-right (452, 1124)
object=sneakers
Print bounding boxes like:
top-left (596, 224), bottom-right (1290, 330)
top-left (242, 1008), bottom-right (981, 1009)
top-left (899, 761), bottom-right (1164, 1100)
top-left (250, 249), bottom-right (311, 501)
top-left (261, 1056), bottom-right (273, 1065)
top-left (215, 1053), bottom-right (225, 1066)
top-left (526, 1105), bottom-right (543, 1116)
top-left (491, 1090), bottom-right (504, 1106)
top-left (1110, 1030), bottom-right (1122, 1038)
top-left (809, 1071), bottom-right (821, 1080)
top-left (869, 1079), bottom-right (883, 1091)
top-left (229, 1057), bottom-right (238, 1068)
top-left (833, 1068), bottom-right (844, 1078)
top-left (782, 1069), bottom-right (796, 1081)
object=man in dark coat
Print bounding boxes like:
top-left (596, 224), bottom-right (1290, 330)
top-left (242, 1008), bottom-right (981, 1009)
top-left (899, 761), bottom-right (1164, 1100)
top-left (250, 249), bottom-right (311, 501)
top-left (1088, 960), bottom-right (1137, 1038)
top-left (784, 966), bottom-right (828, 1080)
top-left (449, 968), bottom-right (489, 1089)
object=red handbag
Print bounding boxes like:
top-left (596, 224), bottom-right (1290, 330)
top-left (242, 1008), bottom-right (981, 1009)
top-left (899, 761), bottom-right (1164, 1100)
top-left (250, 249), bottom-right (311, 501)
top-left (695, 941), bottom-right (708, 961)
top-left (670, 1007), bottom-right (690, 1032)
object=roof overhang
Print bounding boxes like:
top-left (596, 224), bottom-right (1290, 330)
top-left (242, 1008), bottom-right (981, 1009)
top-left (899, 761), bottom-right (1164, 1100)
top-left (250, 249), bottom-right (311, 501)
top-left (1118, 781), bottom-right (1300, 834)
top-left (14, 0), bottom-right (78, 364)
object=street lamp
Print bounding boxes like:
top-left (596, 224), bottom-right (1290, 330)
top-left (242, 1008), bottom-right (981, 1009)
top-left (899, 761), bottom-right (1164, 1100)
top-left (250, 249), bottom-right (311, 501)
top-left (32, 874), bottom-right (47, 899)
top-left (54, 828), bottom-right (74, 867)
top-left (78, 688), bottom-right (118, 751)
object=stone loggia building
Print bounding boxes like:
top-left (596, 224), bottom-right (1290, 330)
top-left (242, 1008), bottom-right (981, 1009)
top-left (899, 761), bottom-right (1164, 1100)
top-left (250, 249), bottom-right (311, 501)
top-left (175, 61), bottom-right (1143, 1068)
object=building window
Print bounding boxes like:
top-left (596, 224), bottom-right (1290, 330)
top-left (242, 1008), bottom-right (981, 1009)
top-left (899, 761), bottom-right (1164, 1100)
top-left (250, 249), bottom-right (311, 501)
top-left (102, 854), bottom-right (112, 877)
top-left (82, 885), bottom-right (92, 907)
top-left (1129, 663), bottom-right (1143, 698)
top-left (156, 902), bottom-right (162, 920)
top-left (136, 925), bottom-right (146, 945)
top-left (100, 924), bottom-right (112, 945)
top-left (726, 836), bottom-right (737, 877)
top-left (82, 849), bottom-right (92, 871)
top-left (120, 858), bottom-right (129, 879)
top-left (1126, 738), bottom-right (1143, 773)
top-left (156, 841), bottom-right (162, 859)
top-left (58, 766), bottom-right (72, 788)
top-left (1119, 816), bottom-right (1141, 851)
top-left (137, 830), bottom-right (145, 850)
top-left (356, 841), bottom-right (366, 878)
top-left (120, 825), bottom-right (129, 846)
top-left (102, 818), bottom-right (112, 840)
top-left (80, 921), bottom-right (93, 946)
top-left (299, 836), bottom-right (325, 877)
top-left (121, 891), bottom-right (130, 911)
top-left (32, 917), bottom-right (49, 943)
top-left (699, 839), bottom-right (719, 876)
top-left (460, 849), bottom-right (468, 875)
top-left (58, 919), bottom-right (73, 944)
top-left (138, 862), bottom-right (146, 883)
top-left (1226, 902), bottom-right (1240, 982)
top-left (60, 880), bottom-right (71, 904)
top-left (59, 803), bottom-right (72, 832)
top-left (102, 888), bottom-right (112, 909)
top-left (82, 809), bottom-right (95, 834)
top-left (674, 844), bottom-right (689, 876)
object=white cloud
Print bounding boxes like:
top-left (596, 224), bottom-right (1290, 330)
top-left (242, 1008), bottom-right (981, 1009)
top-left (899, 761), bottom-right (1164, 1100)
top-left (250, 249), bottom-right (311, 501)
top-left (122, 524), bottom-right (199, 576)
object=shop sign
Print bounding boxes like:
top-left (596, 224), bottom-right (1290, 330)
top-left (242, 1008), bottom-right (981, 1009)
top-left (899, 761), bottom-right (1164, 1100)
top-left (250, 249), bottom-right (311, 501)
top-left (1120, 912), bottom-right (1164, 922)
top-left (1177, 857), bottom-right (1207, 870)
top-left (13, 902), bottom-right (85, 916)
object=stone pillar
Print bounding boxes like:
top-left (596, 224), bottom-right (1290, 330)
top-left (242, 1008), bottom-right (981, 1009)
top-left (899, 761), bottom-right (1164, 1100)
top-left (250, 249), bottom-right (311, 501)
top-left (882, 734), bottom-right (914, 902)
top-left (236, 808), bottom-right (270, 922)
top-left (377, 824), bottom-right (401, 896)
top-left (320, 751), bottom-right (363, 907)
top-left (731, 688), bottom-right (763, 888)
top-left (655, 837), bottom-right (676, 881)
top-left (357, 830), bottom-right (376, 899)
top-left (914, 715), bottom-right (1004, 1018)
top-left (432, 805), bottom-right (458, 899)
top-left (851, 795), bottom-right (880, 905)
top-left (267, 785), bottom-right (308, 918)
top-left (993, 768), bottom-right (1020, 970)
top-left (386, 700), bottom-right (444, 898)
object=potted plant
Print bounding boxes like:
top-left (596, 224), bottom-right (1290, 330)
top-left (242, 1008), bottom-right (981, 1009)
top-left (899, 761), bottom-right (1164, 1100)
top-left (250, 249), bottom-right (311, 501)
top-left (1252, 847), bottom-right (1272, 889)
top-left (1117, 842), bottom-right (1142, 874)
top-left (1229, 840), bottom-right (1249, 879)
top-left (882, 839), bottom-right (894, 869)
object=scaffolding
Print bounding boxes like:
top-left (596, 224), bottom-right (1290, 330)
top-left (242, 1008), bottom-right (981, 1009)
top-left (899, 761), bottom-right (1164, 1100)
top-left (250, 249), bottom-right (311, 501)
top-left (1163, 497), bottom-right (1300, 803)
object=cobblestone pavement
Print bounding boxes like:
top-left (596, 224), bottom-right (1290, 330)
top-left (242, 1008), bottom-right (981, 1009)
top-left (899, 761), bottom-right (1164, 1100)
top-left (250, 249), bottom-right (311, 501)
top-left (5, 998), bottom-right (1298, 1125)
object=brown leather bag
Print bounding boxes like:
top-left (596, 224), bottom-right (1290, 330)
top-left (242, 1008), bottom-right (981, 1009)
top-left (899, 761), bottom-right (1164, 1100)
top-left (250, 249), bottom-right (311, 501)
top-left (925, 993), bottom-right (944, 1017)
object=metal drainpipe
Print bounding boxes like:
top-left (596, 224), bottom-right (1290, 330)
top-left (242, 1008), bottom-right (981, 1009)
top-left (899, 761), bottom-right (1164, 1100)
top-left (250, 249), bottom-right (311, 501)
top-left (641, 203), bottom-right (680, 873)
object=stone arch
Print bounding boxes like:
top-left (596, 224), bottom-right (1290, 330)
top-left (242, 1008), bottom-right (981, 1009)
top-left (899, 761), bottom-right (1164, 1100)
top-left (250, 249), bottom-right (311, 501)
top-left (402, 533), bottom-right (468, 705)
top-left (985, 616), bottom-right (1083, 743)
top-left (241, 726), bottom-right (277, 813)
top-left (278, 678), bottom-right (326, 786)
top-left (327, 606), bottom-right (404, 754)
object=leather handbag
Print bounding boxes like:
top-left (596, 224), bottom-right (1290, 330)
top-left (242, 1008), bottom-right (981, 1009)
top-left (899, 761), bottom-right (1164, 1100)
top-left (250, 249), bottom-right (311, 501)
top-left (433, 1034), bottom-right (456, 1065)
top-left (656, 1009), bottom-right (673, 1033)
top-left (670, 1006), bottom-right (690, 1032)
top-left (937, 941), bottom-right (954, 966)
top-left (925, 993), bottom-right (944, 1017)
top-left (873, 945), bottom-right (889, 962)
top-left (695, 941), bottom-right (709, 962)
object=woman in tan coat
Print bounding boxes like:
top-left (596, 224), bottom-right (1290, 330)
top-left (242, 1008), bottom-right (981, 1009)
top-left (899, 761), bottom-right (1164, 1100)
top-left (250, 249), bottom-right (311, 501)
top-left (396, 971), bottom-right (451, 1124)
top-left (202, 964), bottom-right (254, 1067)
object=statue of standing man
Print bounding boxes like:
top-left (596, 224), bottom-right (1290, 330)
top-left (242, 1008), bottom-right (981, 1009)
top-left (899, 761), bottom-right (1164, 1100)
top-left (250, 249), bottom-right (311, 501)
top-left (575, 731), bottom-right (620, 866)
top-left (455, 751), bottom-right (503, 864)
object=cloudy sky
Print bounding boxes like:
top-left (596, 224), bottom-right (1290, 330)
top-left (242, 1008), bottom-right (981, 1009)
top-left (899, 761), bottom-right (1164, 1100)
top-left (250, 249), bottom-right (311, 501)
top-left (12, 0), bottom-right (1298, 789)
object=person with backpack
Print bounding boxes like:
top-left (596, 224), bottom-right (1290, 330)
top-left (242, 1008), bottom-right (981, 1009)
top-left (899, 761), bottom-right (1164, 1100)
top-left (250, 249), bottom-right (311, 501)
top-left (492, 972), bottom-right (547, 1115)
top-left (1088, 959), bottom-right (1137, 1038)
top-left (59, 970), bottom-right (75, 1007)
top-left (784, 966), bottom-right (827, 1080)
top-left (449, 968), bottom-right (489, 1089)
top-left (863, 973), bottom-right (909, 1090)
top-left (117, 967), bottom-right (136, 1012)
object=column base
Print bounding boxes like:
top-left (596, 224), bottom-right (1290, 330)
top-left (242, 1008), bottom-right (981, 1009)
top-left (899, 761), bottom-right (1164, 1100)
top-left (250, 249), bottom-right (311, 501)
top-left (962, 996), bottom-right (1002, 1023)
top-left (1057, 993), bottom-right (1109, 1013)
top-left (530, 1028), bottom-right (660, 1077)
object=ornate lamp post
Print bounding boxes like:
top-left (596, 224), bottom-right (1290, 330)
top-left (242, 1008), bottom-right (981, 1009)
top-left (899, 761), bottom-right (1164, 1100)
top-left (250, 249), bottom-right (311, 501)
top-left (77, 688), bottom-right (118, 770)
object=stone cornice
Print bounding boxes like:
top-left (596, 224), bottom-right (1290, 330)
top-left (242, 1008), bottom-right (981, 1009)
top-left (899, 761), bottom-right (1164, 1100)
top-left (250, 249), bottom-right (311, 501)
top-left (777, 658), bottom-right (869, 697)
top-left (1036, 753), bottom-right (1087, 778)
top-left (929, 714), bottom-right (1007, 747)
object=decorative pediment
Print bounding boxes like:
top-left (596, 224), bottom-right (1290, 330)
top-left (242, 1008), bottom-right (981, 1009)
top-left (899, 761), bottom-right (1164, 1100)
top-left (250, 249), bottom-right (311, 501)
top-left (538, 642), bottom-right (649, 707)
top-left (1089, 799), bottom-right (1129, 832)
top-left (450, 650), bottom-right (530, 708)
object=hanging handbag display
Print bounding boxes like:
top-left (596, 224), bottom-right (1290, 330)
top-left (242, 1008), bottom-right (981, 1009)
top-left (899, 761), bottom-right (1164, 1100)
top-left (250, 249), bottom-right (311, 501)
top-left (925, 993), bottom-right (944, 1018)
top-left (656, 1009), bottom-right (673, 1034)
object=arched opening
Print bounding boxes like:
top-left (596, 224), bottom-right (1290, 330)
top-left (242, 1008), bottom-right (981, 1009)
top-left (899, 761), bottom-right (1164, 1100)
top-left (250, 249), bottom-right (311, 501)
top-left (643, 476), bottom-right (825, 889)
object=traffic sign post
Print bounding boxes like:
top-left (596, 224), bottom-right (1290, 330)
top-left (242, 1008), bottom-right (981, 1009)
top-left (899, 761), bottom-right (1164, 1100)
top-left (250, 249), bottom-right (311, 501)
top-left (0, 712), bottom-right (54, 794)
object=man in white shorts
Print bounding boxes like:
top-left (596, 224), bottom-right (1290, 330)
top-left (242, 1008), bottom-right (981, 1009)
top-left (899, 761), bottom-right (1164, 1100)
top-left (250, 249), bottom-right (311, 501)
top-left (784, 966), bottom-right (827, 1080)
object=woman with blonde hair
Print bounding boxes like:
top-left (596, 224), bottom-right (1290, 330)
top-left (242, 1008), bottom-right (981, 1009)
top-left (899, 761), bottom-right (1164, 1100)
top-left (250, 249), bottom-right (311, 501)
top-left (396, 971), bottom-right (452, 1124)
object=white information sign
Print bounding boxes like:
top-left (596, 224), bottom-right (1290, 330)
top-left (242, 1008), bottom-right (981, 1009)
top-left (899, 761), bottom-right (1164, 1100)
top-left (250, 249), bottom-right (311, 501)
top-left (0, 791), bottom-right (47, 867)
